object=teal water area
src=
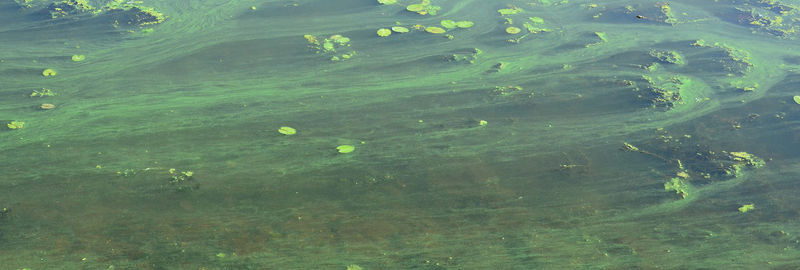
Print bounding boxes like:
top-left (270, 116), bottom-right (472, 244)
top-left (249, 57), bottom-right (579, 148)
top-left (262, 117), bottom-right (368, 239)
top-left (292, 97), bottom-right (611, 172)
top-left (2, 0), bottom-right (800, 268)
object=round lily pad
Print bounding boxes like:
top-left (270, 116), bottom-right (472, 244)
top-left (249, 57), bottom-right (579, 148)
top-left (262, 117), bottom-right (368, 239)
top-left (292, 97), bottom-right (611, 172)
top-left (278, 126), bottom-right (297, 135)
top-left (406, 4), bottom-right (424, 12)
top-left (336, 145), bottom-right (355, 153)
top-left (440, 20), bottom-right (457, 29)
top-left (794, 95), bottom-right (800, 104)
top-left (505, 26), bottom-right (522, 34)
top-left (377, 28), bottom-right (392, 37)
top-left (455, 21), bottom-right (474, 28)
top-left (377, 0), bottom-right (397, 4)
top-left (425, 26), bottom-right (446, 34)
top-left (42, 68), bottom-right (57, 77)
top-left (391, 26), bottom-right (410, 33)
top-left (71, 54), bottom-right (86, 62)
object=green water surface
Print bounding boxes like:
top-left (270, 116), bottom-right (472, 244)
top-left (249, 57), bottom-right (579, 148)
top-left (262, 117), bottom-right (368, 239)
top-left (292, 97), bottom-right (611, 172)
top-left (2, 0), bottom-right (800, 269)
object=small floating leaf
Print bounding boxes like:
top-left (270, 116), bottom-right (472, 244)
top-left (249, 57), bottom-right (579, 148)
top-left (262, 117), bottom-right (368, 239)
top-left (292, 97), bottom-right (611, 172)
top-left (71, 54), bottom-right (86, 62)
top-left (794, 95), bottom-right (800, 104)
top-left (529, 16), bottom-right (544, 24)
top-left (336, 145), bottom-right (355, 153)
top-left (391, 26), bottom-right (410, 33)
top-left (425, 26), bottom-right (446, 34)
top-left (505, 26), bottom-right (522, 34)
top-left (455, 21), bottom-right (474, 28)
top-left (42, 68), bottom-right (57, 77)
top-left (377, 0), bottom-right (397, 4)
top-left (440, 20), bottom-right (458, 29)
top-left (278, 126), bottom-right (297, 135)
top-left (377, 28), bottom-right (392, 37)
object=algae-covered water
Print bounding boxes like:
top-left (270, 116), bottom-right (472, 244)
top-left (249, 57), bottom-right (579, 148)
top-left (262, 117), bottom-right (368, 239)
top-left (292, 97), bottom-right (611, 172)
top-left (2, 0), bottom-right (800, 269)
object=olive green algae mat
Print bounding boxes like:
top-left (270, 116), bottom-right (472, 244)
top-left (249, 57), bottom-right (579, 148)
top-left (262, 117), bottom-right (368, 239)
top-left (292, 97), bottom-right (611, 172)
top-left (2, 0), bottom-right (800, 268)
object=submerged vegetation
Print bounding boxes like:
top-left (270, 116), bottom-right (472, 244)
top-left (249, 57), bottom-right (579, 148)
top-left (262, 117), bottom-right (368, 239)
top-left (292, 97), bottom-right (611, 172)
top-left (14, 0), bottom-right (166, 28)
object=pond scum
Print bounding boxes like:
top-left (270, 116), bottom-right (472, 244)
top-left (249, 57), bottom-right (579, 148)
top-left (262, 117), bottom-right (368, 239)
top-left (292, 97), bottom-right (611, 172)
top-left (2, 0), bottom-right (800, 268)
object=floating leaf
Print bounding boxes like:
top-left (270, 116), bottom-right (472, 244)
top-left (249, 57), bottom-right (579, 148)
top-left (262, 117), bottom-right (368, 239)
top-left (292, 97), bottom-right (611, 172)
top-left (42, 68), bottom-right (57, 77)
top-left (391, 26), bottom-right (410, 33)
top-left (377, 28), bottom-right (392, 37)
top-left (425, 26), bottom-right (446, 34)
top-left (377, 0), bottom-right (396, 4)
top-left (440, 19), bottom-right (457, 29)
top-left (337, 145), bottom-right (355, 153)
top-left (529, 16), bottom-right (544, 24)
top-left (498, 8), bottom-right (522, 15)
top-left (505, 26), bottom-right (522, 34)
top-left (278, 126), bottom-right (297, 135)
top-left (794, 95), bottom-right (800, 104)
top-left (406, 4), bottom-right (425, 12)
top-left (455, 21), bottom-right (474, 28)
top-left (71, 54), bottom-right (86, 62)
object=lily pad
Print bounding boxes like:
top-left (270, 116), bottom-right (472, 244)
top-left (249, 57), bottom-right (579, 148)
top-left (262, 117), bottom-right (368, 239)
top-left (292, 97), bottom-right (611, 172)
top-left (406, 4), bottom-right (425, 12)
top-left (455, 21), bottom-right (474, 28)
top-left (377, 28), bottom-right (392, 37)
top-left (793, 95), bottom-right (800, 104)
top-left (336, 145), bottom-right (355, 153)
top-left (391, 26), bottom-right (410, 33)
top-left (498, 8), bottom-right (522, 15)
top-left (529, 17), bottom-right (544, 24)
top-left (440, 20), bottom-right (458, 29)
top-left (377, 0), bottom-right (397, 4)
top-left (278, 126), bottom-right (297, 135)
top-left (505, 26), bottom-right (522, 34)
top-left (42, 68), bottom-right (57, 77)
top-left (425, 26), bottom-right (446, 34)
top-left (71, 54), bottom-right (86, 62)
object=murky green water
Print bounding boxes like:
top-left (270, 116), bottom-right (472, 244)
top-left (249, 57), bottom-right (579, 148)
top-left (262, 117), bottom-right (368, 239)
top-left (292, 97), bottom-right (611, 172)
top-left (2, 0), bottom-right (800, 269)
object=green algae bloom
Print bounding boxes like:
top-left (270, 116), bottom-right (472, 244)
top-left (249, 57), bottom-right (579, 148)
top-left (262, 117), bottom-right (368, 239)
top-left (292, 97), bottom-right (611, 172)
top-left (337, 145), bottom-right (355, 153)
top-left (664, 177), bottom-right (689, 199)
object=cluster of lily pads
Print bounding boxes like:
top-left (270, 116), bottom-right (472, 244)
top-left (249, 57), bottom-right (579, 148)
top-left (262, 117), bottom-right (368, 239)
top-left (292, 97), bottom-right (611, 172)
top-left (496, 6), bottom-right (552, 43)
top-left (303, 34), bottom-right (356, 61)
top-left (378, 0), bottom-right (441, 15)
top-left (376, 19), bottom-right (474, 38)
